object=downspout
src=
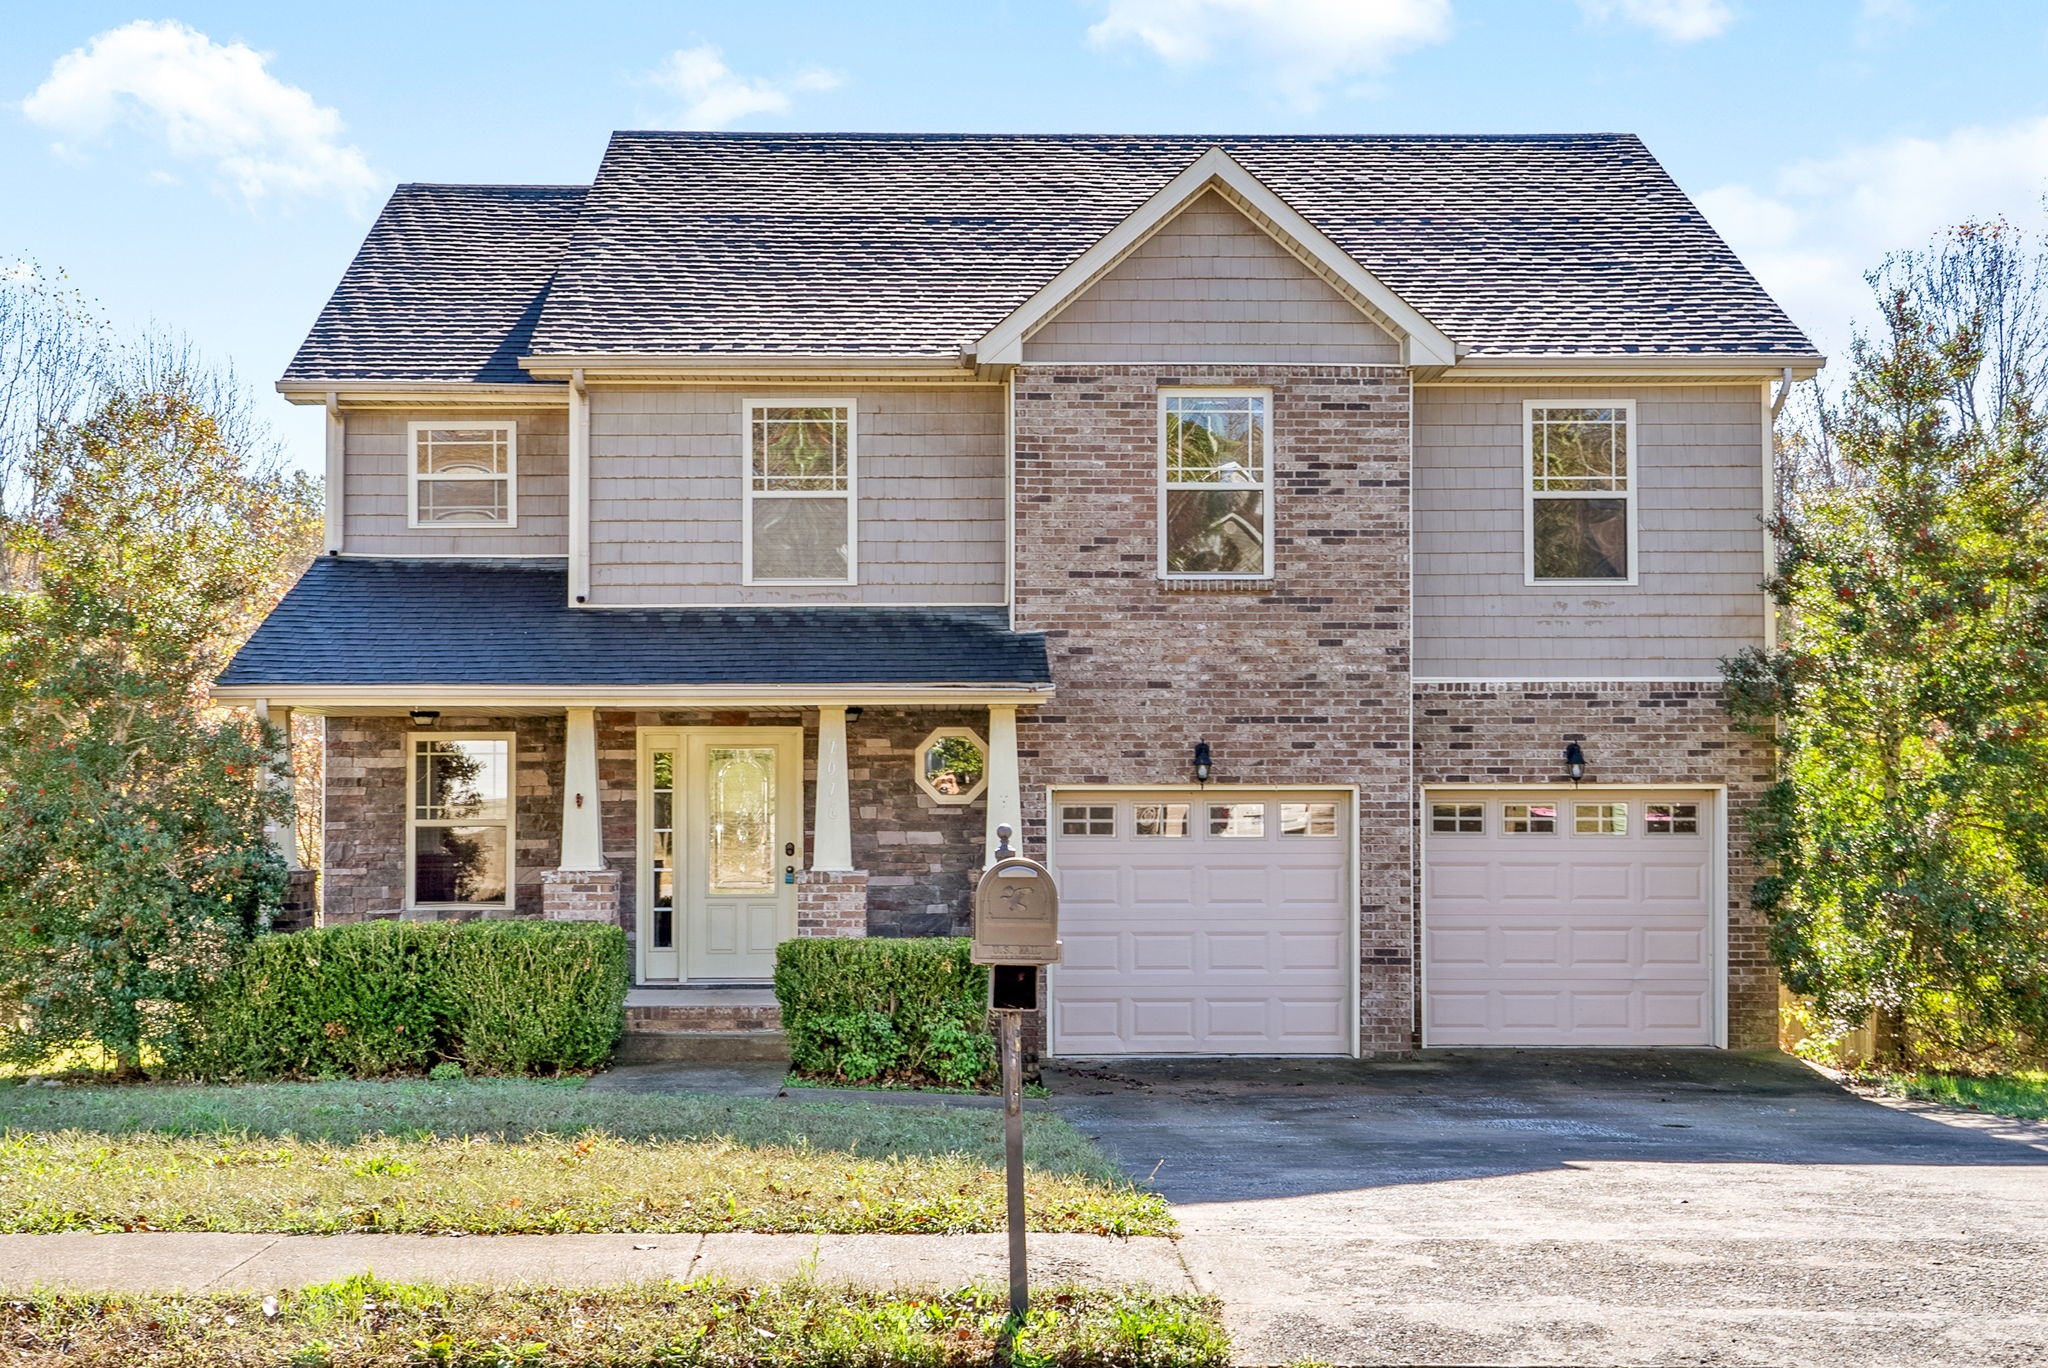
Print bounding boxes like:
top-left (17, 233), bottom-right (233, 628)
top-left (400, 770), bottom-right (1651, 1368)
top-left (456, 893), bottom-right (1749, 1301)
top-left (323, 392), bottom-right (344, 554)
top-left (568, 367), bottom-right (589, 604)
top-left (1770, 366), bottom-right (1794, 422)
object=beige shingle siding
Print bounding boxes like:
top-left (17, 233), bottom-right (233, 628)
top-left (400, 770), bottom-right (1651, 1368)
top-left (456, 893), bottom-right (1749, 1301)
top-left (586, 386), bottom-right (1005, 606)
top-left (1021, 192), bottom-right (1400, 365)
top-left (1413, 384), bottom-right (1766, 678)
top-left (341, 409), bottom-right (568, 555)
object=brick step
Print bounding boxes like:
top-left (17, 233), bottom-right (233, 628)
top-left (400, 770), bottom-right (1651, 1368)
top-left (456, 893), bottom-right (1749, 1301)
top-left (614, 1029), bottom-right (790, 1064)
top-left (626, 1003), bottom-right (783, 1034)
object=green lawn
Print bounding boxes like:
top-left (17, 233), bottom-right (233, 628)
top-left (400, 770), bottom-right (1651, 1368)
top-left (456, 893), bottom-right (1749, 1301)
top-left (0, 1077), bottom-right (1169, 1237)
top-left (1883, 1069), bottom-right (2048, 1120)
top-left (0, 1274), bottom-right (1231, 1367)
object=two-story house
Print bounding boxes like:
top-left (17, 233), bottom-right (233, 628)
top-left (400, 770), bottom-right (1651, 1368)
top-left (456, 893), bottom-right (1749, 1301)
top-left (218, 133), bottom-right (1821, 1056)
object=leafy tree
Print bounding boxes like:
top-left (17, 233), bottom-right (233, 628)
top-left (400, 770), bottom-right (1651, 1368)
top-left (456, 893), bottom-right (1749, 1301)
top-left (1727, 283), bottom-right (2048, 1066)
top-left (0, 384), bottom-right (320, 1075)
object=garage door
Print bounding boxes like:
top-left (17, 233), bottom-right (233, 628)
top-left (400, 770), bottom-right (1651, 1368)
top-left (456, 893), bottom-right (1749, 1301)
top-left (1048, 790), bottom-right (1351, 1055)
top-left (1423, 789), bottom-right (1717, 1047)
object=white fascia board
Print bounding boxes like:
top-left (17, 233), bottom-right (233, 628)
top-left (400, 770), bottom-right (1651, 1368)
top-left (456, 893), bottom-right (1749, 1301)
top-left (1430, 355), bottom-right (1827, 382)
top-left (213, 683), bottom-right (1056, 710)
top-left (277, 381), bottom-right (570, 406)
top-left (517, 353), bottom-right (974, 380)
top-left (970, 146), bottom-right (1459, 370)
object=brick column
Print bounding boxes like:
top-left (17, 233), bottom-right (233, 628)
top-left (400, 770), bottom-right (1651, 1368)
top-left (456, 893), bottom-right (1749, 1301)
top-left (796, 869), bottom-right (868, 937)
top-left (272, 868), bottom-right (319, 933)
top-left (541, 867), bottom-right (621, 922)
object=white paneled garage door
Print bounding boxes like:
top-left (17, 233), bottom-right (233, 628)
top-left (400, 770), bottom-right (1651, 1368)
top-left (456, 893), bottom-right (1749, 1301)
top-left (1423, 788), bottom-right (1718, 1047)
top-left (1047, 790), bottom-right (1352, 1056)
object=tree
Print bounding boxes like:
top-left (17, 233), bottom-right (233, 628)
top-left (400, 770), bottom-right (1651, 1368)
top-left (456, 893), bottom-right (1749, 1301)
top-left (0, 384), bottom-right (321, 1074)
top-left (1727, 282), bottom-right (2048, 1066)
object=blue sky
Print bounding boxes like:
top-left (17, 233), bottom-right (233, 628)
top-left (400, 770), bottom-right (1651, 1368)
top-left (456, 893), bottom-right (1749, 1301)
top-left (6, 0), bottom-right (2048, 473)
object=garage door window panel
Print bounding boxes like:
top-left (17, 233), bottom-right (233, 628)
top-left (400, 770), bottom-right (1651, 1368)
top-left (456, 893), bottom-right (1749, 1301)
top-left (1645, 802), bottom-right (1700, 835)
top-left (1503, 803), bottom-right (1558, 834)
top-left (1209, 803), bottom-right (1266, 837)
top-left (1431, 802), bottom-right (1484, 834)
top-left (1281, 802), bottom-right (1338, 837)
top-left (1135, 803), bottom-right (1190, 837)
top-left (1060, 804), bottom-right (1116, 837)
top-left (1574, 802), bottom-right (1628, 835)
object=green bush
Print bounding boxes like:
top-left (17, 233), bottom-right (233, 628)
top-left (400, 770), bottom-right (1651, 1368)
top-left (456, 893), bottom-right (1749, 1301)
top-left (180, 920), bottom-right (626, 1080)
top-left (774, 937), bottom-right (995, 1089)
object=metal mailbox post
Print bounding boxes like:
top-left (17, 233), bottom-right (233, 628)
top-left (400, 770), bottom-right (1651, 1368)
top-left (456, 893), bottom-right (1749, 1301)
top-left (971, 822), bottom-right (1060, 1320)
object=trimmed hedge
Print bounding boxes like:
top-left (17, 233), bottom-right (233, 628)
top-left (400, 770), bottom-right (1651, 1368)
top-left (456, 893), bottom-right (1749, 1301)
top-left (180, 920), bottom-right (627, 1080)
top-left (774, 937), bottom-right (995, 1089)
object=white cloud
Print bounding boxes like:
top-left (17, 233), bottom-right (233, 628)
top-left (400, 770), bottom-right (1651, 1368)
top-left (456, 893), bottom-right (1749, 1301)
top-left (19, 19), bottom-right (377, 208)
top-left (1088, 0), bottom-right (1453, 111)
top-left (640, 44), bottom-right (841, 128)
top-left (1697, 115), bottom-right (2048, 358)
top-left (1578, 0), bottom-right (1734, 42)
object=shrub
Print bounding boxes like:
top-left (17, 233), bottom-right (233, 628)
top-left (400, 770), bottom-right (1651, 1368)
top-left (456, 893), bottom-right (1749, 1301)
top-left (774, 937), bottom-right (995, 1089)
top-left (180, 920), bottom-right (626, 1080)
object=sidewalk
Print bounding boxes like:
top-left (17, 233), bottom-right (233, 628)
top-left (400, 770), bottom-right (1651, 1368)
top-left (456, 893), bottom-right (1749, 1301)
top-left (0, 1231), bottom-right (1193, 1296)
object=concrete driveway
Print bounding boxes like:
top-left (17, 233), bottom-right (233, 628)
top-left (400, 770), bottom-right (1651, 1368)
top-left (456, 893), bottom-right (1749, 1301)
top-left (1048, 1051), bottom-right (2048, 1367)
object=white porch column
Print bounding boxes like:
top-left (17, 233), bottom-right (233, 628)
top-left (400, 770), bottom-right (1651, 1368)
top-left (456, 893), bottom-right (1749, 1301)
top-left (812, 705), bottom-right (854, 871)
top-left (257, 700), bottom-right (300, 869)
top-left (558, 706), bottom-right (604, 870)
top-left (984, 703), bottom-right (1022, 865)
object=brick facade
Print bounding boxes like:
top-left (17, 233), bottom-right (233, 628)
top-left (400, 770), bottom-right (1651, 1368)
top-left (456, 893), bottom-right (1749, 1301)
top-left (1412, 680), bottom-right (1777, 1049)
top-left (1010, 364), bottom-right (1418, 1051)
top-left (796, 871), bottom-right (870, 937)
top-left (540, 867), bottom-right (621, 922)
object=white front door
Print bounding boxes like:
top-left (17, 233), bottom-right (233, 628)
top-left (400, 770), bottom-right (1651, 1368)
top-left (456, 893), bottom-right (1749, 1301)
top-left (639, 728), bottom-right (801, 983)
top-left (1422, 787), bottom-right (1719, 1046)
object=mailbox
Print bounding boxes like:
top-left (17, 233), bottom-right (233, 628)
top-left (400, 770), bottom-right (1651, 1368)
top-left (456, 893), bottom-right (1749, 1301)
top-left (972, 839), bottom-right (1061, 969)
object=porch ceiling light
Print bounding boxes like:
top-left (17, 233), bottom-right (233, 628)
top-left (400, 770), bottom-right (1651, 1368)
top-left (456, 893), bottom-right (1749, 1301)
top-left (1193, 740), bottom-right (1212, 784)
top-left (1563, 741), bottom-right (1587, 785)
top-left (409, 709), bottom-right (440, 728)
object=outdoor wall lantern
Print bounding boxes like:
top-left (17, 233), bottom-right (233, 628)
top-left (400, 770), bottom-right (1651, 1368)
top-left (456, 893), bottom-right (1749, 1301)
top-left (845, 706), bottom-right (865, 723)
top-left (1563, 741), bottom-right (1587, 785)
top-left (409, 709), bottom-right (440, 728)
top-left (1193, 740), bottom-right (1213, 784)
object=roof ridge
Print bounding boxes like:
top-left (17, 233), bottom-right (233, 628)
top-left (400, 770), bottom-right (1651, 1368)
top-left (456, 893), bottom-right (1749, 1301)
top-left (394, 182), bottom-right (588, 193)
top-left (605, 130), bottom-right (1641, 144)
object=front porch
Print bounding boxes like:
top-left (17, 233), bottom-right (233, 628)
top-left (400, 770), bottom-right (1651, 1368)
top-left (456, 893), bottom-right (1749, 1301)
top-left (291, 700), bottom-right (1031, 987)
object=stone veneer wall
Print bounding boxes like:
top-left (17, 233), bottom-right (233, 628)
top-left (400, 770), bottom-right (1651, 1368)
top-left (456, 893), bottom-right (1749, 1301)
top-left (1010, 363), bottom-right (1417, 1052)
top-left (1411, 681), bottom-right (1778, 1050)
top-left (322, 713), bottom-right (563, 922)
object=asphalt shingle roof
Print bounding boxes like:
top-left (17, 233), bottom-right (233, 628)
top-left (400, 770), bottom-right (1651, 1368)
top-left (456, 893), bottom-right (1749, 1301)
top-left (219, 558), bottom-right (1051, 688)
top-left (285, 132), bottom-right (1820, 383)
top-left (284, 185), bottom-right (585, 384)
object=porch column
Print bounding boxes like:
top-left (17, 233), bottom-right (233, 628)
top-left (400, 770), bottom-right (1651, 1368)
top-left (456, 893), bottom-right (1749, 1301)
top-left (812, 704), bottom-right (854, 871)
top-left (984, 703), bottom-right (1022, 865)
top-left (559, 706), bottom-right (604, 870)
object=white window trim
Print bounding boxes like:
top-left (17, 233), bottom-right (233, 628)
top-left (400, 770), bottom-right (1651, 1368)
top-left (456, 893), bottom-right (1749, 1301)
top-left (742, 397), bottom-right (858, 587)
top-left (1158, 387), bottom-right (1275, 582)
top-left (405, 730), bottom-right (516, 911)
top-left (407, 420), bottom-right (518, 530)
top-left (1522, 398), bottom-right (1638, 588)
top-left (913, 726), bottom-right (989, 806)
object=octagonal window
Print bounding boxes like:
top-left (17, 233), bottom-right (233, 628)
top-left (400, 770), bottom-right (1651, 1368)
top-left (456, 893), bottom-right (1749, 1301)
top-left (915, 728), bottom-right (988, 805)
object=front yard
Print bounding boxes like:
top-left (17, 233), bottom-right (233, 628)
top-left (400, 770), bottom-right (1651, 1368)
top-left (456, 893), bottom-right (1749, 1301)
top-left (0, 1076), bottom-right (1169, 1237)
top-left (1, 1274), bottom-right (1230, 1367)
top-left (1875, 1069), bottom-right (2048, 1120)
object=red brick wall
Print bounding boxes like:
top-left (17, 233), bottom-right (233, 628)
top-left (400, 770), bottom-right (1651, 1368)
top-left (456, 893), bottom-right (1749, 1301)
top-left (1011, 364), bottom-right (1418, 1051)
top-left (1412, 680), bottom-right (1778, 1049)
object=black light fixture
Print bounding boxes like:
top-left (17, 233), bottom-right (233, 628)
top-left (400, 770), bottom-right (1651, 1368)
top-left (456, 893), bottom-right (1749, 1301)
top-left (845, 706), bottom-right (864, 723)
top-left (409, 709), bottom-right (440, 728)
top-left (1563, 741), bottom-right (1587, 785)
top-left (1193, 740), bottom-right (1213, 784)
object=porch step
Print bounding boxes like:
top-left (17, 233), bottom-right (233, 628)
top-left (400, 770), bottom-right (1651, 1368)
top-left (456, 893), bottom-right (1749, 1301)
top-left (615, 1029), bottom-right (790, 1065)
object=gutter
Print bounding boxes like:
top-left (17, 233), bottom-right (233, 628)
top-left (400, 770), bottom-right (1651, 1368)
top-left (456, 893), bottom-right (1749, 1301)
top-left (1770, 366), bottom-right (1796, 421)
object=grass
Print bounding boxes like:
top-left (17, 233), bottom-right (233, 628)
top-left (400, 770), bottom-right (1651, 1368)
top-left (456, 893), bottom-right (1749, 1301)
top-left (1877, 1068), bottom-right (2048, 1120)
top-left (0, 1274), bottom-right (1232, 1367)
top-left (0, 1076), bottom-right (1170, 1237)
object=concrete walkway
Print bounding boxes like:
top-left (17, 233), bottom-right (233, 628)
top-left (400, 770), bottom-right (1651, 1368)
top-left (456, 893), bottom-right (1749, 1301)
top-left (0, 1231), bottom-right (1191, 1295)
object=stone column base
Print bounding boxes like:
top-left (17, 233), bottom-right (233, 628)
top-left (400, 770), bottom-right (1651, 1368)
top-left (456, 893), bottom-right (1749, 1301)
top-left (796, 870), bottom-right (869, 937)
top-left (541, 867), bottom-right (621, 923)
top-left (272, 868), bottom-right (319, 933)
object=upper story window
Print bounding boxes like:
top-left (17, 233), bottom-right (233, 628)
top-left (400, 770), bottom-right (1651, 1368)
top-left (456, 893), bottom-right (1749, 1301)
top-left (1525, 402), bottom-right (1634, 584)
top-left (1161, 390), bottom-right (1271, 579)
top-left (746, 401), bottom-right (855, 584)
top-left (410, 422), bottom-right (516, 528)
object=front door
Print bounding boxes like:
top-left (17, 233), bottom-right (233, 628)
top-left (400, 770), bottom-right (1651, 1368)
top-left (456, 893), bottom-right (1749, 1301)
top-left (639, 728), bottom-right (802, 983)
